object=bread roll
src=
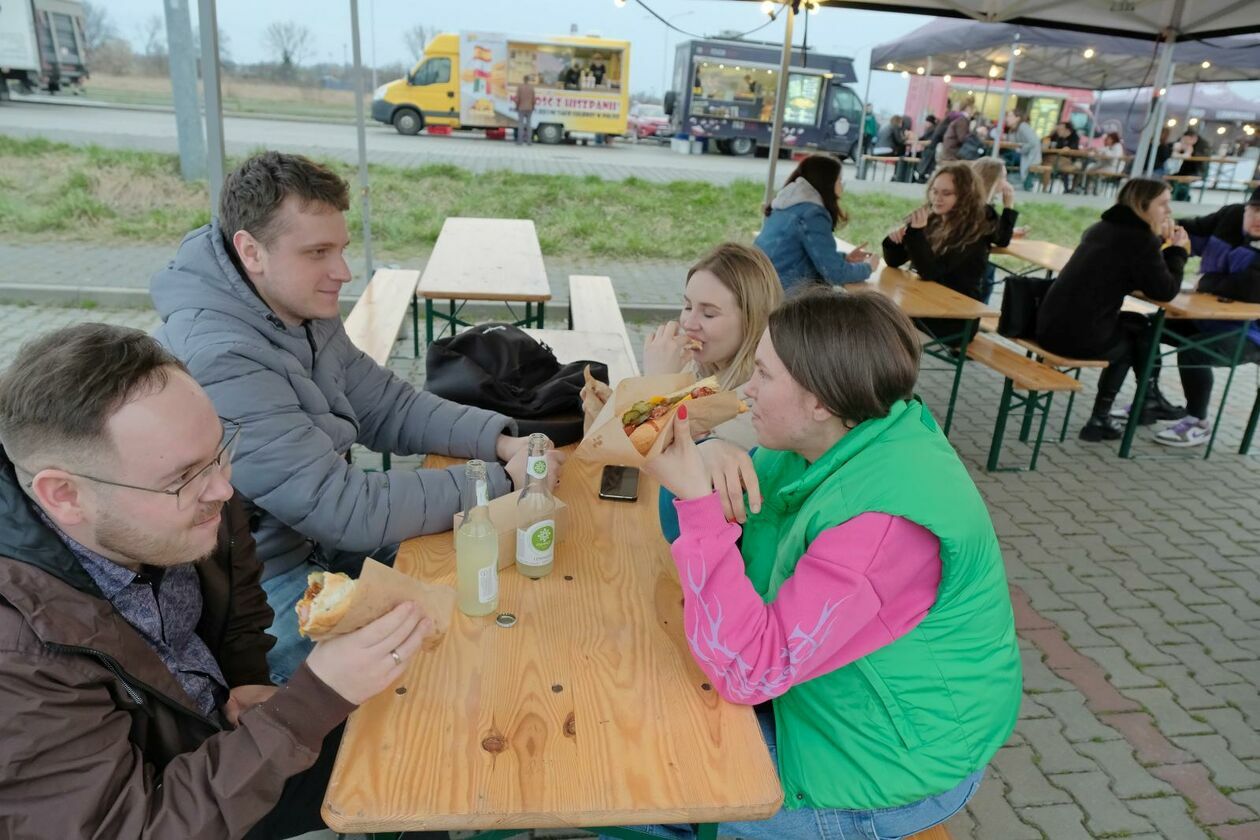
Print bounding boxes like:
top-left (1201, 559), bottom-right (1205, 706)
top-left (296, 571), bottom-right (357, 638)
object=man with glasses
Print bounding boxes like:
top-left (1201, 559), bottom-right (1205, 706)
top-left (150, 151), bottom-right (562, 683)
top-left (0, 324), bottom-right (438, 839)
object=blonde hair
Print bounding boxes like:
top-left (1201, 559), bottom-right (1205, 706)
top-left (925, 163), bottom-right (993, 254)
top-left (686, 242), bottom-right (783, 391)
top-left (971, 158), bottom-right (1007, 202)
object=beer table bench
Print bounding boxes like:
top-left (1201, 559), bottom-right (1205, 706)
top-left (855, 253), bottom-right (999, 436)
top-left (321, 450), bottom-right (783, 837)
top-left (418, 217), bottom-right (552, 346)
top-left (1122, 291), bottom-right (1260, 459)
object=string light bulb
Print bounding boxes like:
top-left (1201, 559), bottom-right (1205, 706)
top-left (1013, 47), bottom-right (1023, 56)
top-left (1217, 126), bottom-right (1227, 135)
top-left (1083, 48), bottom-right (1096, 59)
top-left (1188, 117), bottom-right (1199, 126)
top-left (1201, 60), bottom-right (1211, 69)
top-left (900, 71), bottom-right (910, 79)
top-left (1167, 118), bottom-right (1178, 127)
top-left (958, 60), bottom-right (967, 69)
top-left (808, 0), bottom-right (821, 14)
top-left (917, 66), bottom-right (925, 75)
top-left (885, 62), bottom-right (895, 71)
top-left (760, 0), bottom-right (775, 14)
top-left (943, 74), bottom-right (952, 82)
top-left (989, 65), bottom-right (1001, 78)
top-left (613, 0), bottom-right (626, 6)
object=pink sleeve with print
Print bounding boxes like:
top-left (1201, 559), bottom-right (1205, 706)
top-left (670, 492), bottom-right (942, 705)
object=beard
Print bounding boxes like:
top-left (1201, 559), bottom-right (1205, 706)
top-left (94, 503), bottom-right (223, 569)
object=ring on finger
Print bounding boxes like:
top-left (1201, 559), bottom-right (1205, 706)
top-left (390, 649), bottom-right (402, 666)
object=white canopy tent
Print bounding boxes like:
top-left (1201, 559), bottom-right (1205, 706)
top-left (731, 0), bottom-right (1260, 191)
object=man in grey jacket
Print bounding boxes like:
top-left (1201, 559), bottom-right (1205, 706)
top-left (151, 151), bottom-right (559, 682)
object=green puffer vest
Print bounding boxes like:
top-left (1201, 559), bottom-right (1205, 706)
top-left (742, 398), bottom-right (1021, 810)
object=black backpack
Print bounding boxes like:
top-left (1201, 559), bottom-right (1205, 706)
top-left (997, 275), bottom-right (1055, 340)
top-left (424, 323), bottom-right (610, 446)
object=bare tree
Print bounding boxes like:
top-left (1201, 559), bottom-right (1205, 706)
top-left (136, 14), bottom-right (166, 57)
top-left (265, 21), bottom-right (312, 78)
top-left (402, 25), bottom-right (435, 62)
top-left (80, 1), bottom-right (117, 55)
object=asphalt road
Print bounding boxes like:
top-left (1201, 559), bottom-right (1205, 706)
top-left (0, 96), bottom-right (792, 186)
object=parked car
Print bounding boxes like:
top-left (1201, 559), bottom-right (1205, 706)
top-left (628, 102), bottom-right (670, 142)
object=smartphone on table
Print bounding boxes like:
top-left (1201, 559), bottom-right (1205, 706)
top-left (599, 465), bottom-right (640, 502)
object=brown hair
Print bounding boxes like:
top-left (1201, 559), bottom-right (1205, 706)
top-left (219, 151), bottom-right (350, 247)
top-left (0, 324), bottom-right (187, 472)
top-left (686, 242), bottom-right (783, 391)
top-left (767, 154), bottom-right (848, 229)
top-left (924, 162), bottom-right (993, 253)
top-left (768, 286), bottom-right (920, 427)
top-left (1116, 177), bottom-right (1170, 234)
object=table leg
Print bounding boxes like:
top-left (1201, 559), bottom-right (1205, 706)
top-left (411, 293), bottom-right (420, 357)
top-left (449, 299), bottom-right (457, 336)
top-left (425, 298), bottom-right (435, 344)
top-left (537, 300), bottom-right (546, 328)
top-left (1029, 392), bottom-right (1053, 471)
top-left (1119, 309), bottom-right (1165, 458)
top-left (696, 824), bottom-right (719, 840)
top-left (943, 319), bottom-right (976, 437)
top-left (1203, 325), bottom-right (1250, 460)
top-left (1061, 368), bottom-right (1082, 443)
top-left (987, 378), bottom-right (1015, 472)
top-left (525, 301), bottom-right (532, 327)
top-left (1241, 389), bottom-right (1260, 456)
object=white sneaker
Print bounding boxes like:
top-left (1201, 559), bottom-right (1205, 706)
top-left (1154, 417), bottom-right (1211, 447)
top-left (1109, 403), bottom-right (1130, 420)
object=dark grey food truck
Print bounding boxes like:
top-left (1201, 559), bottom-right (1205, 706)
top-left (664, 38), bottom-right (862, 157)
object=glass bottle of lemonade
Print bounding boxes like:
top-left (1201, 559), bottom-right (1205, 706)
top-left (456, 459), bottom-right (499, 616)
top-left (515, 433), bottom-right (556, 579)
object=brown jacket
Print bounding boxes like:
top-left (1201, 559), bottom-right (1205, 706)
top-left (516, 81), bottom-right (536, 113)
top-left (0, 455), bottom-right (355, 839)
top-left (937, 114), bottom-right (971, 162)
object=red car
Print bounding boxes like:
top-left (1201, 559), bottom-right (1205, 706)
top-left (628, 103), bottom-right (671, 142)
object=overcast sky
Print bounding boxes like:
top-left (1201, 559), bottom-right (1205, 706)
top-left (106, 0), bottom-right (924, 110)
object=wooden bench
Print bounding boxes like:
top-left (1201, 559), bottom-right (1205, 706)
top-left (1012, 338), bottom-right (1108, 442)
top-left (344, 268), bottom-right (422, 468)
top-left (567, 274), bottom-right (641, 383)
top-left (1027, 164), bottom-right (1054, 192)
top-left (966, 335), bottom-right (1081, 471)
top-left (862, 154), bottom-right (902, 180)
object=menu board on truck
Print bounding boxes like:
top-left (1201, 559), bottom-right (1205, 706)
top-left (459, 32), bottom-right (511, 127)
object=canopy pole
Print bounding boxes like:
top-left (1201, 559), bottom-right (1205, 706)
top-left (854, 59), bottom-right (874, 180)
top-left (197, 0), bottom-right (226, 213)
top-left (991, 39), bottom-right (1018, 159)
top-left (349, 0), bottom-right (373, 283)
top-left (1131, 27), bottom-right (1177, 177)
top-left (917, 56), bottom-right (932, 132)
top-left (763, 2), bottom-right (796, 209)
top-left (1146, 62), bottom-right (1177, 177)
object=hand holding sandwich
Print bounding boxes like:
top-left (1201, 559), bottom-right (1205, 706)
top-left (306, 602), bottom-right (434, 705)
top-left (641, 405), bottom-right (712, 503)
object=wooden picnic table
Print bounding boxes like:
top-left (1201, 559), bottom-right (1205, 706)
top-left (861, 258), bottom-right (999, 436)
top-left (1170, 156), bottom-right (1245, 203)
top-left (321, 449), bottom-right (783, 835)
top-left (1120, 289), bottom-right (1260, 459)
top-left (419, 217), bottom-right (553, 344)
top-left (992, 240), bottom-right (1074, 276)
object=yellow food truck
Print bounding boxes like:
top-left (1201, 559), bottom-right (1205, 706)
top-left (372, 32), bottom-right (630, 144)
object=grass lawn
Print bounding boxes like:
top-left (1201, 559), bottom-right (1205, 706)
top-left (80, 73), bottom-right (358, 123)
top-left (0, 134), bottom-right (1105, 265)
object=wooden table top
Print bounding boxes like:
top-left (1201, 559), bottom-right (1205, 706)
top-left (523, 328), bottom-right (638, 387)
top-left (1140, 290), bottom-right (1260, 321)
top-left (1043, 147), bottom-right (1094, 158)
top-left (866, 265), bottom-right (999, 320)
top-left (419, 218), bottom-right (553, 302)
top-left (322, 456), bottom-right (783, 833)
top-left (992, 240), bottom-right (1074, 274)
top-left (1182, 156), bottom-right (1242, 164)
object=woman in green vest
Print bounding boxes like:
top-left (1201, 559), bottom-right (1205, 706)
top-left (640, 287), bottom-right (1022, 839)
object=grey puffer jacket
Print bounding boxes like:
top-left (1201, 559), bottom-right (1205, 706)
top-left (151, 221), bottom-right (516, 581)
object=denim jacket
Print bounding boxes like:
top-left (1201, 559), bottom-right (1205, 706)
top-left (754, 179), bottom-right (872, 290)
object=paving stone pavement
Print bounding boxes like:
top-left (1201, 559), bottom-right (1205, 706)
top-left (2, 299), bottom-right (1259, 840)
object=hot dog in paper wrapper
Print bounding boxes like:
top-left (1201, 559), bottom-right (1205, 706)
top-left (575, 372), bottom-right (746, 466)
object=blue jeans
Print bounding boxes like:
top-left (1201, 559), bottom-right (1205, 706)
top-left (261, 562), bottom-right (317, 685)
top-left (261, 544), bottom-right (400, 684)
top-left (607, 709), bottom-right (982, 840)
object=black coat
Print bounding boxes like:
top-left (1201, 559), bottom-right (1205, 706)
top-left (1036, 204), bottom-right (1187, 357)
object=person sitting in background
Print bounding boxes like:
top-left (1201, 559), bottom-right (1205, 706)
top-left (936, 96), bottom-right (977, 163)
top-left (1170, 127), bottom-right (1211, 199)
top-left (882, 161), bottom-right (1013, 342)
top-left (971, 158), bottom-right (1023, 302)
top-left (1153, 127), bottom-right (1174, 176)
top-left (638, 287), bottom-right (1021, 840)
top-left (1006, 110), bottom-right (1042, 190)
top-left (1035, 178), bottom-right (1190, 441)
top-left (872, 114), bottom-right (904, 155)
top-left (1047, 122), bottom-right (1083, 191)
top-left (1154, 187), bottom-right (1260, 446)
top-left (755, 154), bottom-right (880, 290)
top-left (149, 152), bottom-right (560, 685)
top-left (1084, 131), bottom-right (1126, 192)
top-left (0, 324), bottom-right (438, 840)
